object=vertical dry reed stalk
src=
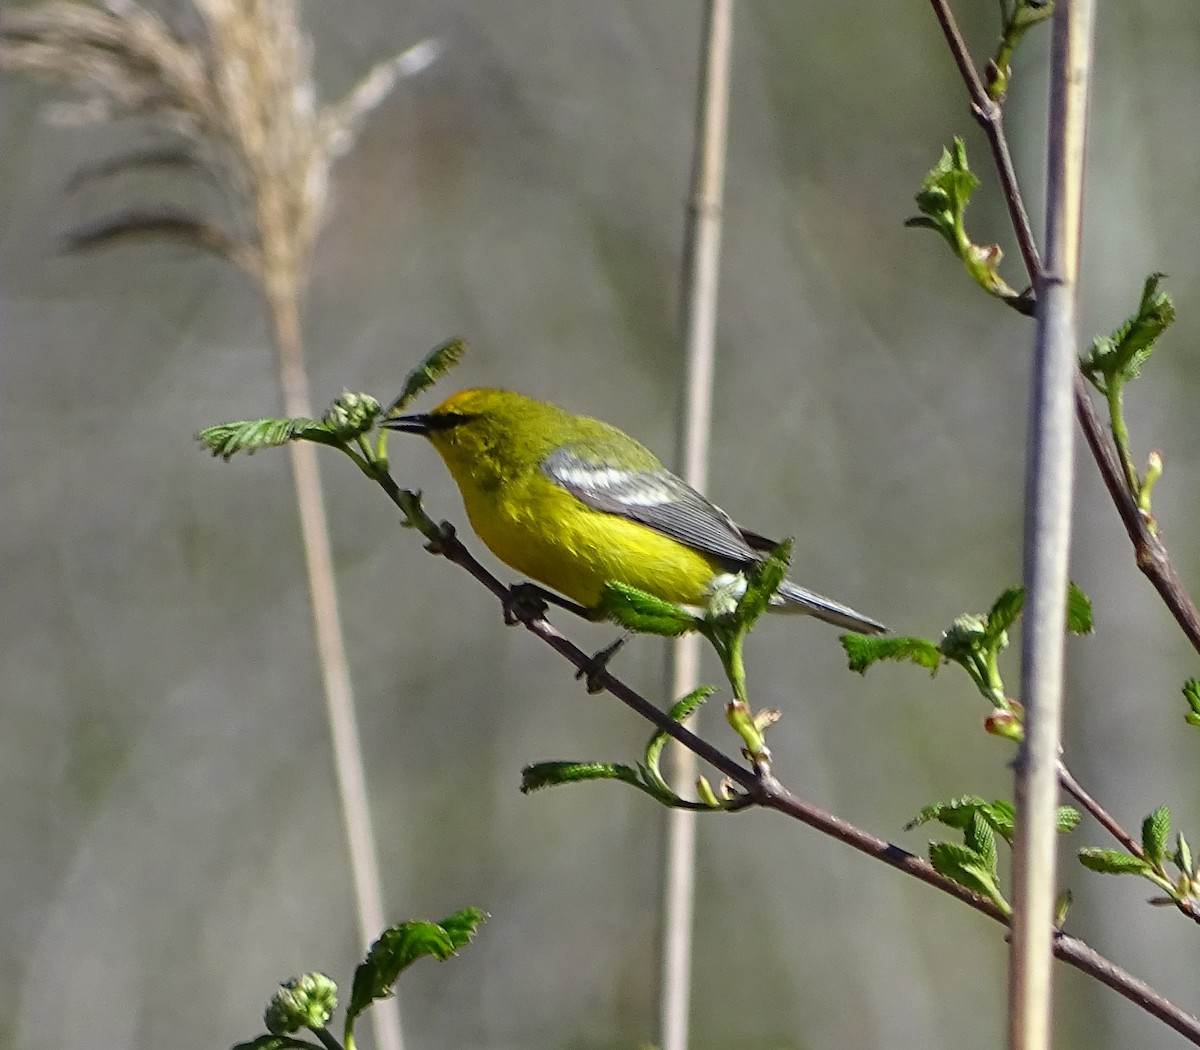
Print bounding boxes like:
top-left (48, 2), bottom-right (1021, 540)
top-left (1, 6), bottom-right (432, 1050)
top-left (661, 5), bottom-right (735, 1050)
top-left (1010, 3), bottom-right (1096, 1049)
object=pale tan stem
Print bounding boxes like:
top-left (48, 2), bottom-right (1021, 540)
top-left (661, 5), bottom-right (735, 1050)
top-left (1009, 4), bottom-right (1095, 1050)
top-left (270, 283), bottom-right (404, 1050)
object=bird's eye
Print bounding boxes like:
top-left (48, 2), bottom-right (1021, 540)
top-left (426, 412), bottom-right (478, 432)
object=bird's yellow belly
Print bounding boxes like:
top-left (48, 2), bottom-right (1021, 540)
top-left (460, 479), bottom-right (723, 609)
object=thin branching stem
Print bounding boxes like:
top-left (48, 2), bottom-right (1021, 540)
top-left (1057, 762), bottom-right (1141, 858)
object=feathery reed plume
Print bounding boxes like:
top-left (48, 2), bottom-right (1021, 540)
top-left (1, 6), bottom-right (438, 1050)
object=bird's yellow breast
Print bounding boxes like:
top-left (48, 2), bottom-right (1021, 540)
top-left (452, 457), bottom-right (723, 609)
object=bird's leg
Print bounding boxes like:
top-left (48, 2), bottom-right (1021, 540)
top-left (502, 582), bottom-right (591, 625)
top-left (575, 632), bottom-right (632, 694)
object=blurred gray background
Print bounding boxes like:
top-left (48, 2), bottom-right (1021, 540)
top-left (4, 2), bottom-right (1200, 1049)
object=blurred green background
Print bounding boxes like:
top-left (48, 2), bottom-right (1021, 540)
top-left (4, 2), bottom-right (1200, 1049)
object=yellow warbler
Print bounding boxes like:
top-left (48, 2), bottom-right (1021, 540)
top-left (384, 388), bottom-right (885, 634)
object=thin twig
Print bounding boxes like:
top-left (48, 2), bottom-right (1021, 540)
top-left (662, 4), bottom-right (735, 1049)
top-left (1057, 762), bottom-right (1142, 858)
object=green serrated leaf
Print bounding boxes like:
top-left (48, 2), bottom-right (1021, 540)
top-left (434, 906), bottom-right (487, 953)
top-left (198, 417), bottom-right (333, 460)
top-left (596, 582), bottom-right (699, 637)
top-left (1066, 582), bottom-right (1094, 634)
top-left (842, 634), bottom-right (942, 675)
top-left (1081, 274), bottom-right (1175, 393)
top-left (644, 686), bottom-right (718, 779)
top-left (346, 911), bottom-right (484, 1032)
top-left (1056, 806), bottom-right (1082, 834)
top-left (1054, 887), bottom-right (1073, 928)
top-left (965, 813), bottom-right (999, 875)
top-left (977, 582), bottom-right (1089, 639)
top-left (736, 541), bottom-right (792, 626)
top-left (929, 841), bottom-right (1010, 912)
top-left (910, 139), bottom-right (980, 253)
top-left (1183, 680), bottom-right (1200, 727)
top-left (1143, 806), bottom-right (1171, 865)
top-left (1078, 847), bottom-right (1152, 876)
top-left (520, 761), bottom-right (641, 794)
top-left (907, 139), bottom-right (1019, 302)
top-left (910, 798), bottom-right (1073, 844)
top-left (666, 684), bottom-right (718, 724)
top-left (985, 587), bottom-right (1024, 643)
top-left (981, 799), bottom-right (1016, 844)
top-left (386, 339), bottom-right (467, 414)
top-left (906, 796), bottom-right (988, 832)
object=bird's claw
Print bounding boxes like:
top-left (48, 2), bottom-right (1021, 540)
top-left (504, 582), bottom-right (550, 626)
top-left (424, 520), bottom-right (457, 555)
top-left (575, 633), bottom-right (629, 693)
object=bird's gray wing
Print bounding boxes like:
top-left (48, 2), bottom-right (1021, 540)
top-left (542, 445), bottom-right (758, 565)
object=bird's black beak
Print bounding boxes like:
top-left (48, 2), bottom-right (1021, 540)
top-left (381, 413), bottom-right (435, 435)
top-left (380, 412), bottom-right (475, 436)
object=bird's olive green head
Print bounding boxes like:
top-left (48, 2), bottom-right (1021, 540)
top-left (383, 388), bottom-right (578, 486)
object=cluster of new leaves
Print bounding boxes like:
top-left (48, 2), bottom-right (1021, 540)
top-left (1080, 807), bottom-right (1200, 908)
top-left (911, 796), bottom-right (1081, 917)
top-left (905, 138), bottom-right (1028, 312)
top-left (1081, 274), bottom-right (1175, 397)
top-left (1080, 275), bottom-right (1175, 514)
top-left (199, 393), bottom-right (382, 461)
top-left (1184, 680), bottom-right (1200, 729)
top-left (235, 909), bottom-right (485, 1050)
top-left (842, 582), bottom-right (1092, 740)
top-left (198, 339), bottom-right (464, 463)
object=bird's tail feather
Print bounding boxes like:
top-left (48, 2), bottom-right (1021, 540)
top-left (770, 579), bottom-right (887, 635)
